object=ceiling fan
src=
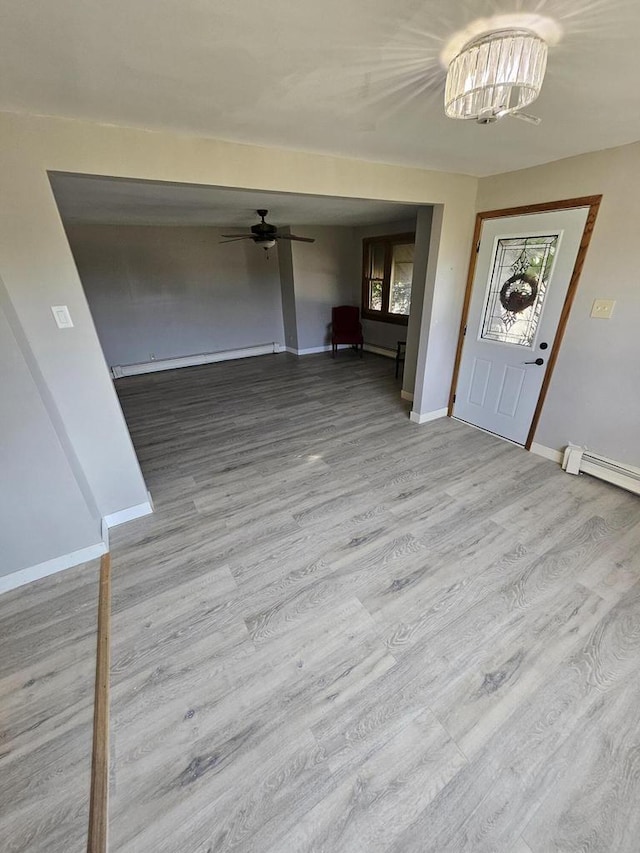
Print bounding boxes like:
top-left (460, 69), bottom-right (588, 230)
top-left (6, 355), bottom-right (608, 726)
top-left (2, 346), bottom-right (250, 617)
top-left (221, 209), bottom-right (315, 251)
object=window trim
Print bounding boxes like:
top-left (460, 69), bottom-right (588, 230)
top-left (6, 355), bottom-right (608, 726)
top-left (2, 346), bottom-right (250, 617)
top-left (361, 232), bottom-right (415, 325)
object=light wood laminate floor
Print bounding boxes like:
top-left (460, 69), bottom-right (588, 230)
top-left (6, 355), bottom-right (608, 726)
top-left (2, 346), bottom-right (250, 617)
top-left (107, 353), bottom-right (640, 852)
top-left (6, 352), bottom-right (638, 852)
top-left (0, 560), bottom-right (99, 852)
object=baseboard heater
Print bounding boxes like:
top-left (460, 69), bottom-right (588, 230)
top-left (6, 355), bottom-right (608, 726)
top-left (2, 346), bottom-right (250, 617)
top-left (562, 444), bottom-right (640, 496)
top-left (111, 343), bottom-right (281, 378)
top-left (363, 343), bottom-right (396, 359)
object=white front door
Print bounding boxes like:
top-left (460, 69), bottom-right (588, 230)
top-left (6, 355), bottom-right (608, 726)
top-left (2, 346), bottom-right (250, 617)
top-left (453, 207), bottom-right (588, 444)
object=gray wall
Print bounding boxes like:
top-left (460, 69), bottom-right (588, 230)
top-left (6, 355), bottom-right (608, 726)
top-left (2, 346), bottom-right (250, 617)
top-left (277, 231), bottom-right (299, 351)
top-left (66, 224), bottom-right (363, 361)
top-left (402, 207), bottom-right (433, 396)
top-left (290, 226), bottom-right (360, 350)
top-left (478, 143), bottom-right (640, 466)
top-left (65, 225), bottom-right (285, 366)
top-left (0, 283), bottom-right (101, 578)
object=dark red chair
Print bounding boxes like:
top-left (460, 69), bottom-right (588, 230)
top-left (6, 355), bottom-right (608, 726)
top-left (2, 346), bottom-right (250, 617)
top-left (331, 305), bottom-right (364, 358)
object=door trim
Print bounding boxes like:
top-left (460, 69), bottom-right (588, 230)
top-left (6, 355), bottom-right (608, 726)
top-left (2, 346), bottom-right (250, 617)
top-left (447, 195), bottom-right (602, 450)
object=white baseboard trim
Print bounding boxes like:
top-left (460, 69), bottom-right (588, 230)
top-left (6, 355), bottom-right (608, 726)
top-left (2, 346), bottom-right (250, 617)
top-left (530, 442), bottom-right (563, 464)
top-left (363, 343), bottom-right (396, 359)
top-left (297, 345), bottom-right (332, 355)
top-left (0, 542), bottom-right (108, 596)
top-left (401, 390), bottom-right (414, 402)
top-left (286, 344), bottom-right (352, 356)
top-left (0, 494), bottom-right (154, 595)
top-left (410, 407), bottom-right (448, 425)
top-left (103, 496), bottom-right (154, 529)
top-left (112, 344), bottom-right (281, 378)
top-left (286, 343), bottom-right (396, 358)
top-left (285, 344), bottom-right (396, 358)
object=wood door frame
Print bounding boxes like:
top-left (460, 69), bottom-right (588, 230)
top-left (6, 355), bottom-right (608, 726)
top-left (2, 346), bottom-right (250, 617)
top-left (447, 195), bottom-right (602, 450)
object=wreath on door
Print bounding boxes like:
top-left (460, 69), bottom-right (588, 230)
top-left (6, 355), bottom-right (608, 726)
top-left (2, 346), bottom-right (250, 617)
top-left (499, 273), bottom-right (538, 314)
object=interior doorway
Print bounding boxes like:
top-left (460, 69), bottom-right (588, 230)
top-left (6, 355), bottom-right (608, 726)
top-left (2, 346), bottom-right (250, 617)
top-left (448, 197), bottom-right (601, 448)
top-left (48, 174), bottom-right (429, 417)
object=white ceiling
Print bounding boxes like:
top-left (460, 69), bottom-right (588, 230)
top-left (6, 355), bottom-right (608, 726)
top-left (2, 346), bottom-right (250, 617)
top-left (2, 0), bottom-right (640, 176)
top-left (49, 173), bottom-right (420, 227)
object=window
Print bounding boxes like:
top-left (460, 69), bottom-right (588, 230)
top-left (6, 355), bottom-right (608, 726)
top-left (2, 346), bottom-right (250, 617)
top-left (362, 233), bottom-right (415, 324)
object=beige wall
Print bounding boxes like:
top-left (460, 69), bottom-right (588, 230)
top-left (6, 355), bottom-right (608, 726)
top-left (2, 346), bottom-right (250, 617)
top-left (478, 142), bottom-right (640, 466)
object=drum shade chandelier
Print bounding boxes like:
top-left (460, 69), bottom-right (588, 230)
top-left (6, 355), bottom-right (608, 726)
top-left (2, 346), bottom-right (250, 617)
top-left (444, 28), bottom-right (548, 124)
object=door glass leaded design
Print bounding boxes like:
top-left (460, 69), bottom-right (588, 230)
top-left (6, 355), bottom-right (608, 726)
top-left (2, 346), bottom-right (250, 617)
top-left (481, 234), bottom-right (559, 347)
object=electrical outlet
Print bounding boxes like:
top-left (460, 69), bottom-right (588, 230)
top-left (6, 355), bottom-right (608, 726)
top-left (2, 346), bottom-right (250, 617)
top-left (590, 299), bottom-right (615, 319)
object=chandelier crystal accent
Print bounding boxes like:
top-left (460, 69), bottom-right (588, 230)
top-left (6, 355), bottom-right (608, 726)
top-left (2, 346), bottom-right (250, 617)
top-left (444, 28), bottom-right (548, 123)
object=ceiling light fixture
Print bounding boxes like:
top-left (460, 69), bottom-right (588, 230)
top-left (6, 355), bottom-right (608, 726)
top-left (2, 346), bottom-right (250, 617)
top-left (445, 29), bottom-right (546, 124)
top-left (256, 238), bottom-right (276, 250)
top-left (442, 15), bottom-right (562, 125)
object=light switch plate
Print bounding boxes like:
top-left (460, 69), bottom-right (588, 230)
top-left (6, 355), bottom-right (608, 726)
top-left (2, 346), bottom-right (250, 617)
top-left (51, 305), bottom-right (74, 328)
top-left (590, 299), bottom-right (615, 319)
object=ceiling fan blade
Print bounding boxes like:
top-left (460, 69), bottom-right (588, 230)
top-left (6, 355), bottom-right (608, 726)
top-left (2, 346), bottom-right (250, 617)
top-left (220, 236), bottom-right (253, 243)
top-left (278, 234), bottom-right (316, 243)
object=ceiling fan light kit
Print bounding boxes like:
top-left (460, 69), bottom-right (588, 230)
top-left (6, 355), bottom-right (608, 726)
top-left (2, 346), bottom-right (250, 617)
top-left (220, 209), bottom-right (315, 252)
top-left (443, 16), bottom-right (559, 125)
